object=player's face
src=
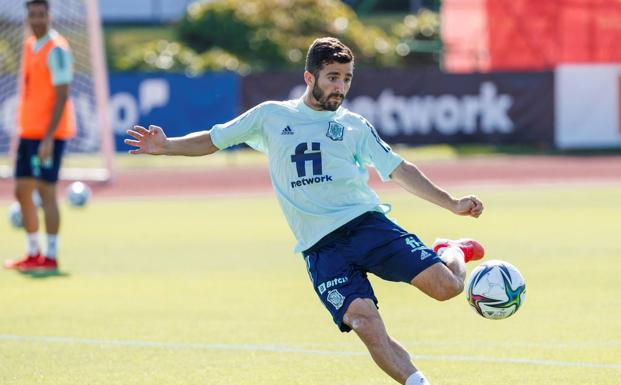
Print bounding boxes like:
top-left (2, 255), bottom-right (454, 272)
top-left (27, 4), bottom-right (49, 38)
top-left (310, 62), bottom-right (353, 111)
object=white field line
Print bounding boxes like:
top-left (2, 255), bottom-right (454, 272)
top-left (1, 334), bottom-right (620, 370)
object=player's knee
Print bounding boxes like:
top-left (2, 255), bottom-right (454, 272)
top-left (14, 185), bottom-right (30, 202)
top-left (350, 314), bottom-right (384, 344)
top-left (345, 309), bottom-right (384, 343)
top-left (38, 192), bottom-right (56, 208)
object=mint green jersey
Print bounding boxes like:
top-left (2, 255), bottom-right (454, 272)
top-left (210, 98), bottom-right (403, 252)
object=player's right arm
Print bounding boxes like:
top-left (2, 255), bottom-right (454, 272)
top-left (126, 103), bottom-right (266, 156)
top-left (125, 125), bottom-right (219, 156)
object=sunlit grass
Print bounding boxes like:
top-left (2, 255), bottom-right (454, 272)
top-left (1, 186), bottom-right (620, 385)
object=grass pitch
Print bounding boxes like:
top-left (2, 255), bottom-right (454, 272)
top-left (1, 186), bottom-right (620, 385)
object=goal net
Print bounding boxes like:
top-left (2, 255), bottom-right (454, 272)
top-left (0, 0), bottom-right (114, 181)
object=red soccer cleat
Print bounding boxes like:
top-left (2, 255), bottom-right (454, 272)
top-left (3, 254), bottom-right (57, 271)
top-left (432, 238), bottom-right (485, 263)
top-left (33, 257), bottom-right (58, 271)
top-left (4, 254), bottom-right (41, 270)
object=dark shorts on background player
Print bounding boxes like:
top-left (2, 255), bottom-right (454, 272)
top-left (15, 138), bottom-right (66, 183)
top-left (302, 211), bottom-right (442, 332)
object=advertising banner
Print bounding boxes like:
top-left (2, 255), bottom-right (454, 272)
top-left (241, 70), bottom-right (554, 146)
top-left (109, 73), bottom-right (239, 152)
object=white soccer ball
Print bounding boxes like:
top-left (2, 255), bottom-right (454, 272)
top-left (66, 181), bottom-right (91, 207)
top-left (465, 260), bottom-right (526, 320)
top-left (8, 201), bottom-right (23, 228)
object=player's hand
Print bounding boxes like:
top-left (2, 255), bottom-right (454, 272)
top-left (452, 195), bottom-right (484, 218)
top-left (125, 125), bottom-right (167, 155)
top-left (38, 136), bottom-right (54, 165)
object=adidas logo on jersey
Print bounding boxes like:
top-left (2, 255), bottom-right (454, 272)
top-left (281, 125), bottom-right (294, 135)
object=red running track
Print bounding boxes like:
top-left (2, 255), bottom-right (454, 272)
top-left (0, 155), bottom-right (620, 201)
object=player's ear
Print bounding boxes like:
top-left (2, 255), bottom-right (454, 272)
top-left (303, 71), bottom-right (315, 87)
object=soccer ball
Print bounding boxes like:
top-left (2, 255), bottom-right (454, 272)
top-left (465, 260), bottom-right (526, 320)
top-left (66, 181), bottom-right (91, 207)
top-left (8, 202), bottom-right (23, 228)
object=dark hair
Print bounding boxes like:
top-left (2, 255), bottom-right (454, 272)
top-left (26, 0), bottom-right (49, 10)
top-left (305, 37), bottom-right (354, 77)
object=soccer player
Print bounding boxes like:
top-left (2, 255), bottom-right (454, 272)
top-left (3, 0), bottom-right (75, 271)
top-left (125, 37), bottom-right (485, 385)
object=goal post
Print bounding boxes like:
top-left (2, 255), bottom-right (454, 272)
top-left (0, 0), bottom-right (114, 182)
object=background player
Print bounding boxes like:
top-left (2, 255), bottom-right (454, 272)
top-left (4, 0), bottom-right (75, 271)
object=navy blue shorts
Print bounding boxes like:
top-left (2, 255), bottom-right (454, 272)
top-left (15, 139), bottom-right (66, 183)
top-left (302, 211), bottom-right (442, 332)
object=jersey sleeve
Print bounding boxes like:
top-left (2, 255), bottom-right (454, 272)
top-left (209, 103), bottom-right (267, 153)
top-left (358, 118), bottom-right (403, 181)
top-left (47, 46), bottom-right (74, 86)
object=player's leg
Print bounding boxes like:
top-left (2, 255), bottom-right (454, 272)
top-left (411, 250), bottom-right (465, 301)
top-left (412, 238), bottom-right (486, 300)
top-left (303, 232), bottom-right (425, 384)
top-left (36, 140), bottom-right (65, 268)
top-left (37, 181), bottom-right (59, 234)
top-left (303, 213), bottom-right (435, 384)
top-left (412, 238), bottom-right (487, 300)
top-left (37, 180), bottom-right (59, 259)
top-left (34, 180), bottom-right (60, 269)
top-left (361, 227), bottom-right (464, 302)
top-left (343, 298), bottom-right (429, 384)
top-left (15, 177), bottom-right (39, 235)
top-left (4, 139), bottom-right (43, 269)
top-left (14, 139), bottom-right (41, 237)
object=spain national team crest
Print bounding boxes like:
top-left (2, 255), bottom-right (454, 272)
top-left (326, 121), bottom-right (344, 141)
top-left (327, 289), bottom-right (345, 310)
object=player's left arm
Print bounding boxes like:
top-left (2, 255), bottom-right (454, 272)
top-left (39, 46), bottom-right (72, 162)
top-left (38, 84), bottom-right (69, 162)
top-left (390, 160), bottom-right (484, 218)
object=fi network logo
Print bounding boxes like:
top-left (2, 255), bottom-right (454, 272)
top-left (289, 142), bottom-right (333, 189)
top-left (290, 142), bottom-right (322, 177)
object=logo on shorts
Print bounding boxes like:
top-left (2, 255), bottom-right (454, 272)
top-left (317, 276), bottom-right (348, 294)
top-left (420, 250), bottom-right (431, 260)
top-left (405, 236), bottom-right (424, 252)
top-left (327, 289), bottom-right (345, 310)
top-left (326, 121), bottom-right (344, 141)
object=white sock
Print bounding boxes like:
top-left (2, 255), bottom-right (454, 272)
top-left (438, 245), bottom-right (465, 263)
top-left (26, 232), bottom-right (40, 256)
top-left (46, 234), bottom-right (58, 259)
top-left (406, 371), bottom-right (431, 385)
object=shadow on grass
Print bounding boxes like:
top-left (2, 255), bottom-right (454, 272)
top-left (18, 269), bottom-right (70, 279)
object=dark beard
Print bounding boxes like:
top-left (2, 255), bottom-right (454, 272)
top-left (312, 82), bottom-right (344, 111)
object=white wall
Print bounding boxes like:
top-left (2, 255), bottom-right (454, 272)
top-left (555, 64), bottom-right (621, 149)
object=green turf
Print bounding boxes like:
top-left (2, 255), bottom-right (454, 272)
top-left (1, 186), bottom-right (620, 385)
